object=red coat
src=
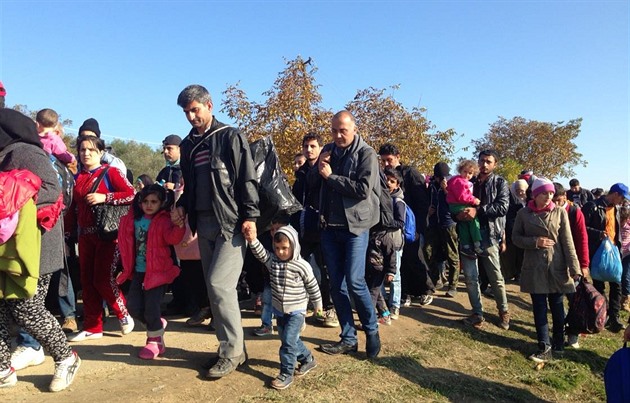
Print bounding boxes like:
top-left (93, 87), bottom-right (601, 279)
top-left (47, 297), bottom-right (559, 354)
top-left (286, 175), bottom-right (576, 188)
top-left (116, 209), bottom-right (185, 290)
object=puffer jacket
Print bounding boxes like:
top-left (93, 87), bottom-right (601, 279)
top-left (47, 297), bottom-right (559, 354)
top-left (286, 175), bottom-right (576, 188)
top-left (512, 205), bottom-right (581, 294)
top-left (116, 209), bottom-right (185, 290)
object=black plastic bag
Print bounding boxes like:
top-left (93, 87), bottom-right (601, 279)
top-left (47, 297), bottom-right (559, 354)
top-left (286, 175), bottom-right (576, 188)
top-left (249, 136), bottom-right (302, 233)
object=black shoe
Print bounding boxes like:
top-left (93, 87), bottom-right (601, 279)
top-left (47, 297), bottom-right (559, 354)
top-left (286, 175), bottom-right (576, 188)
top-left (607, 319), bottom-right (626, 333)
top-left (201, 356), bottom-right (219, 371)
top-left (206, 353), bottom-right (246, 378)
top-left (529, 345), bottom-right (552, 363)
top-left (319, 341), bottom-right (358, 355)
top-left (366, 332), bottom-right (381, 359)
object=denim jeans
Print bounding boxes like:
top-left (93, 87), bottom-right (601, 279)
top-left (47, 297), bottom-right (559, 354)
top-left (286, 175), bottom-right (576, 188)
top-left (531, 293), bottom-right (565, 350)
top-left (261, 281), bottom-right (273, 328)
top-left (460, 230), bottom-right (508, 316)
top-left (321, 228), bottom-right (377, 344)
top-left (382, 250), bottom-right (402, 309)
top-left (276, 313), bottom-right (311, 375)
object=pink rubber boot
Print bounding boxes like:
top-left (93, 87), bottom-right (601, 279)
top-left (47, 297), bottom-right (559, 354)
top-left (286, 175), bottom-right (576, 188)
top-left (138, 328), bottom-right (165, 360)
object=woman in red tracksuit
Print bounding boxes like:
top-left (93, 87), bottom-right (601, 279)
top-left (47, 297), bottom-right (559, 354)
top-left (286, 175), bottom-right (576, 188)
top-left (67, 136), bottom-right (135, 342)
top-left (116, 184), bottom-right (185, 359)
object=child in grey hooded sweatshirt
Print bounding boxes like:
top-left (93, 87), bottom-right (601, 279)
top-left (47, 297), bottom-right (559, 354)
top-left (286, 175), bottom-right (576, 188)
top-left (247, 225), bottom-right (322, 390)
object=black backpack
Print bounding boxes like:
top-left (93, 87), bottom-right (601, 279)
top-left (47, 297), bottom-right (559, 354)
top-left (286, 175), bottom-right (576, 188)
top-left (49, 155), bottom-right (74, 214)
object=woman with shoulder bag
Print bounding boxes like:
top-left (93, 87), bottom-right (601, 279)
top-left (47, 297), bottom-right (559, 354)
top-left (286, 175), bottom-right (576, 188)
top-left (66, 135), bottom-right (135, 342)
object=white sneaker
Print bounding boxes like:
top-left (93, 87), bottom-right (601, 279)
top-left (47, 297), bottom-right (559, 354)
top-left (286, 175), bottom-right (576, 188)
top-left (67, 330), bottom-right (103, 342)
top-left (120, 315), bottom-right (135, 335)
top-left (0, 368), bottom-right (17, 388)
top-left (11, 346), bottom-right (46, 371)
top-left (49, 351), bottom-right (81, 392)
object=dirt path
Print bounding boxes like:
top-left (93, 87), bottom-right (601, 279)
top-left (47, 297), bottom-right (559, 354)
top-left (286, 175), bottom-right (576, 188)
top-left (3, 282), bottom-right (562, 402)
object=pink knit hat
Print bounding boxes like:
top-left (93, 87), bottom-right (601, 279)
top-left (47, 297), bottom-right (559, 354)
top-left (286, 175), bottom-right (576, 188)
top-left (531, 177), bottom-right (555, 198)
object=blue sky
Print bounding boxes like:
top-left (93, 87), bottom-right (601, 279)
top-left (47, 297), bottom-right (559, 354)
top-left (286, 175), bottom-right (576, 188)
top-left (1, 1), bottom-right (628, 189)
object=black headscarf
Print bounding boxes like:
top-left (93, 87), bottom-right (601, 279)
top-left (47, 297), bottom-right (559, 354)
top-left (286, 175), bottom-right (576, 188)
top-left (0, 108), bottom-right (42, 151)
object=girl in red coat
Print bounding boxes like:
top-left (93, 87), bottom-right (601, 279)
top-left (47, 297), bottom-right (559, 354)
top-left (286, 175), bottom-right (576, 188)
top-left (116, 185), bottom-right (185, 359)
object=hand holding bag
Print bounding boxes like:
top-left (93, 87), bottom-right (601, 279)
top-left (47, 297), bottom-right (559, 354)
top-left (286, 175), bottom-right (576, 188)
top-left (90, 166), bottom-right (129, 241)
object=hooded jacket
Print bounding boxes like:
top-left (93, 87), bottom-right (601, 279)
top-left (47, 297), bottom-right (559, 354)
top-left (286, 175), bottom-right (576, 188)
top-left (249, 225), bottom-right (322, 314)
top-left (116, 209), bottom-right (185, 290)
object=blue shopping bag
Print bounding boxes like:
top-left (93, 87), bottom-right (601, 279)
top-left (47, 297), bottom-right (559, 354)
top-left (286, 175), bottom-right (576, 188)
top-left (591, 238), bottom-right (623, 283)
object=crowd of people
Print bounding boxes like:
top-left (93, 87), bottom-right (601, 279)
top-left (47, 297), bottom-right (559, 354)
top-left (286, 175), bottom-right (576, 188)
top-left (0, 81), bottom-right (629, 392)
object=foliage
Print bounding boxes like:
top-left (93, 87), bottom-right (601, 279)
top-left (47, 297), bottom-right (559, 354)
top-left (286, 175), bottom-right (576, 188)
top-left (345, 86), bottom-right (458, 174)
top-left (221, 56), bottom-right (331, 180)
top-left (108, 139), bottom-right (164, 181)
top-left (12, 104), bottom-right (73, 126)
top-left (472, 116), bottom-right (586, 179)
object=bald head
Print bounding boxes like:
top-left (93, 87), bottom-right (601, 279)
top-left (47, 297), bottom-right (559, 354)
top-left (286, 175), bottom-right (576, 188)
top-left (331, 110), bottom-right (357, 149)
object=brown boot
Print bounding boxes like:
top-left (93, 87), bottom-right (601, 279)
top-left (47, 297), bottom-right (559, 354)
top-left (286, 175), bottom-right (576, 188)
top-left (498, 310), bottom-right (510, 330)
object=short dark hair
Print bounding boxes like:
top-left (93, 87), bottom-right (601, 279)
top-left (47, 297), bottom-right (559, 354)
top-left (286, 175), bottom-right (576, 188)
top-left (569, 178), bottom-right (580, 187)
top-left (294, 152), bottom-right (305, 159)
top-left (271, 212), bottom-right (291, 226)
top-left (273, 231), bottom-right (291, 244)
top-left (383, 167), bottom-right (403, 184)
top-left (76, 135), bottom-right (105, 153)
top-left (302, 132), bottom-right (323, 147)
top-left (553, 182), bottom-right (566, 197)
top-left (378, 143), bottom-right (400, 156)
top-left (478, 149), bottom-right (499, 162)
top-left (177, 85), bottom-right (212, 107)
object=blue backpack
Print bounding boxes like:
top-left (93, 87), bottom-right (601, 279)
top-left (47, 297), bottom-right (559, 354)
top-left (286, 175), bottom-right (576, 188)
top-left (604, 343), bottom-right (630, 402)
top-left (395, 197), bottom-right (416, 243)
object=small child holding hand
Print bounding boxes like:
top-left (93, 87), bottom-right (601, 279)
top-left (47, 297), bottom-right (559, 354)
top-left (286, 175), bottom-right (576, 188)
top-left (246, 225), bottom-right (322, 390)
top-left (447, 159), bottom-right (483, 258)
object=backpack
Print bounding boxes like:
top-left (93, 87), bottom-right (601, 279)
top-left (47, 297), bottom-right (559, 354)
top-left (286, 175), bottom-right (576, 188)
top-left (49, 155), bottom-right (74, 214)
top-left (565, 277), bottom-right (607, 335)
top-left (604, 343), bottom-right (630, 402)
top-left (395, 197), bottom-right (416, 242)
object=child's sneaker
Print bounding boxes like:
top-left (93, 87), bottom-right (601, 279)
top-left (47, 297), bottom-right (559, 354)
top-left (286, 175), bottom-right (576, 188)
top-left (49, 351), bottom-right (81, 392)
top-left (390, 307), bottom-right (400, 320)
top-left (294, 356), bottom-right (317, 377)
top-left (253, 324), bottom-right (274, 337)
top-left (378, 315), bottom-right (392, 326)
top-left (322, 309), bottom-right (339, 328)
top-left (67, 330), bottom-right (103, 342)
top-left (0, 367), bottom-right (17, 388)
top-left (138, 336), bottom-right (165, 360)
top-left (270, 373), bottom-right (293, 390)
top-left (119, 315), bottom-right (135, 335)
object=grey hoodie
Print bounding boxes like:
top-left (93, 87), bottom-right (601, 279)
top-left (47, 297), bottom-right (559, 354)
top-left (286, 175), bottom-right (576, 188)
top-left (249, 225), bottom-right (322, 314)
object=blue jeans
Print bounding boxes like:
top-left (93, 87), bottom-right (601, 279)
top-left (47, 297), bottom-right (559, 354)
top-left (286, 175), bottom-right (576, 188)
top-left (382, 250), bottom-right (402, 309)
top-left (261, 282), bottom-right (273, 328)
top-left (321, 229), bottom-right (377, 344)
top-left (622, 255), bottom-right (630, 296)
top-left (531, 293), bottom-right (565, 350)
top-left (276, 313), bottom-right (311, 375)
top-left (460, 230), bottom-right (508, 316)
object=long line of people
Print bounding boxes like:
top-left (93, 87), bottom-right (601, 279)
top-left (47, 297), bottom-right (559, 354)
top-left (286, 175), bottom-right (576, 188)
top-left (1, 82), bottom-right (629, 392)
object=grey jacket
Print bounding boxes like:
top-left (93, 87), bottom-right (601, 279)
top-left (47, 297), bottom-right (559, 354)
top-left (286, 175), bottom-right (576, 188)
top-left (0, 142), bottom-right (64, 275)
top-left (311, 134), bottom-right (380, 236)
top-left (512, 205), bottom-right (581, 294)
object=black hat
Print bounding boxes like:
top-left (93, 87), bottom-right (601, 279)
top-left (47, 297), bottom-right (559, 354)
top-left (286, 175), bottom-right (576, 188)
top-left (433, 162), bottom-right (450, 179)
top-left (162, 134), bottom-right (182, 146)
top-left (79, 118), bottom-right (101, 137)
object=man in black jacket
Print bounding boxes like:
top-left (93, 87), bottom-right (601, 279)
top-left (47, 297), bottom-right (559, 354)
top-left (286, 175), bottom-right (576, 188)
top-left (582, 183), bottom-right (629, 333)
top-left (156, 134), bottom-right (182, 191)
top-left (458, 150), bottom-right (511, 330)
top-left (567, 178), bottom-right (594, 208)
top-left (172, 85), bottom-right (260, 378)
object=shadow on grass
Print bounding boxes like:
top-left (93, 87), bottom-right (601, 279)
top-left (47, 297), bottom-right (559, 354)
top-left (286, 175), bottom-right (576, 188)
top-left (376, 354), bottom-right (551, 403)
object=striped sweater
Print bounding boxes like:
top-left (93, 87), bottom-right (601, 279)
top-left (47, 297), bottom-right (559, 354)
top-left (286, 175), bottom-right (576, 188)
top-left (249, 225), bottom-right (322, 314)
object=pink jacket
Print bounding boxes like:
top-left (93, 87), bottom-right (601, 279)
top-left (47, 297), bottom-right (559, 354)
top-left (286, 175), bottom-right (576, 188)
top-left (116, 209), bottom-right (185, 290)
top-left (446, 175), bottom-right (476, 205)
top-left (39, 131), bottom-right (76, 164)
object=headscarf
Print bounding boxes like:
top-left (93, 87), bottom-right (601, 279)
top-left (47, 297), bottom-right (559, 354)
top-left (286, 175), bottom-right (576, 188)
top-left (0, 109), bottom-right (42, 151)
